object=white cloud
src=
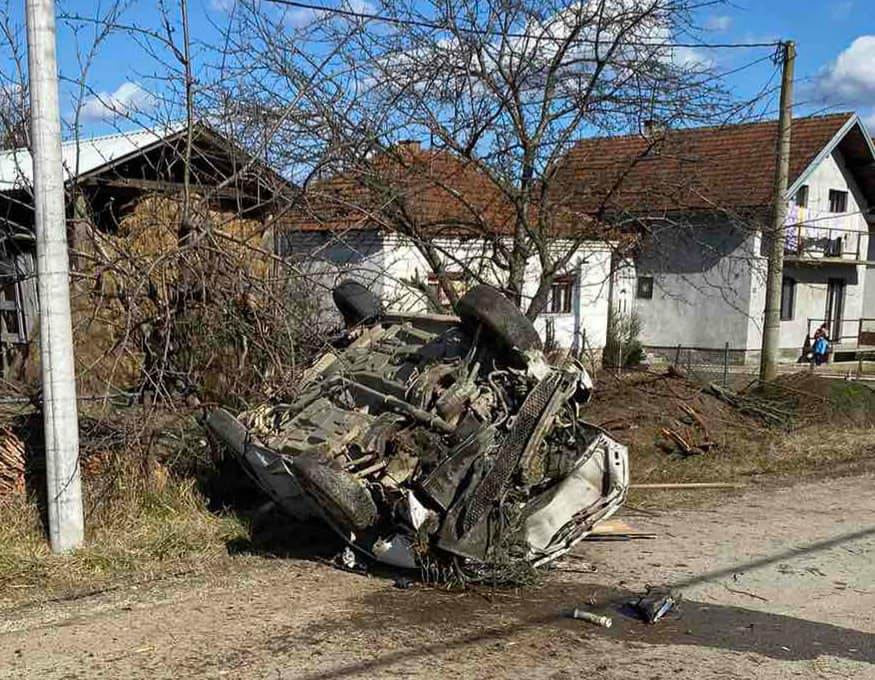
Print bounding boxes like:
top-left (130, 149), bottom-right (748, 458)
top-left (812, 35), bottom-right (875, 107)
top-left (671, 45), bottom-right (714, 70)
top-left (862, 110), bottom-right (875, 132)
top-left (80, 82), bottom-right (155, 123)
top-left (704, 15), bottom-right (732, 32)
top-left (282, 5), bottom-right (321, 28)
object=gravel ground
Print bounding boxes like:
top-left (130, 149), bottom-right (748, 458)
top-left (1, 473), bottom-right (874, 679)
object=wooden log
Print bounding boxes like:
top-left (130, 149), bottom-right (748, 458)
top-left (632, 482), bottom-right (741, 489)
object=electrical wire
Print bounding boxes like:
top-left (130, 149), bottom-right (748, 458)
top-left (264, 0), bottom-right (782, 49)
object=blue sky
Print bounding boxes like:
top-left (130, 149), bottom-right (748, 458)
top-left (691, 0), bottom-right (875, 124)
top-left (1, 0), bottom-right (873, 138)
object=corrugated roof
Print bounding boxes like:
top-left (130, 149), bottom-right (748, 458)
top-left (551, 113), bottom-right (860, 215)
top-left (0, 124), bottom-right (185, 192)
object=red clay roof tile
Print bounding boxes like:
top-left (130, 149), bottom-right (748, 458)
top-left (551, 113), bottom-right (854, 215)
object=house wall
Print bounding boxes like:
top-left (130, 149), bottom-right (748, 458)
top-left (779, 149), bottom-right (871, 352)
top-left (866, 222), bottom-right (875, 318)
top-left (281, 229), bottom-right (388, 317)
top-left (632, 217), bottom-right (759, 358)
top-left (282, 229), bottom-right (617, 350)
top-left (377, 234), bottom-right (615, 350)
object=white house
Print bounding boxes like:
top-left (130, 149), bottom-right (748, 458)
top-left (282, 143), bottom-right (628, 353)
top-left (556, 112), bottom-right (875, 363)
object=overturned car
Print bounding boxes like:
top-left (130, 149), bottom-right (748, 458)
top-left (206, 283), bottom-right (629, 579)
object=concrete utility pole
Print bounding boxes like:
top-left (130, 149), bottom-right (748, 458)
top-left (25, 0), bottom-right (84, 552)
top-left (759, 40), bottom-right (795, 383)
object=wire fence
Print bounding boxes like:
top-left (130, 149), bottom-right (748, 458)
top-left (647, 342), bottom-right (875, 390)
top-left (648, 344), bottom-right (760, 391)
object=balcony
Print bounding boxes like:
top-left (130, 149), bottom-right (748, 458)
top-left (783, 207), bottom-right (867, 264)
top-left (806, 317), bottom-right (875, 345)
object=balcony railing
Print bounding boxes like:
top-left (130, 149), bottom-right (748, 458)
top-left (806, 318), bottom-right (875, 346)
top-left (784, 206), bottom-right (864, 262)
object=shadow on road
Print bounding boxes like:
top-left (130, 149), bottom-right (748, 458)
top-left (286, 526), bottom-right (875, 678)
top-left (669, 525), bottom-right (875, 590)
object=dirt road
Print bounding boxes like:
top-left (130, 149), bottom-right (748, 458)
top-left (2, 474), bottom-right (874, 679)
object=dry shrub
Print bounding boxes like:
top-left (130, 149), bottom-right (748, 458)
top-left (0, 193), bottom-right (329, 598)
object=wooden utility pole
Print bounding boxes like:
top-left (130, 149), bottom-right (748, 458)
top-left (759, 41), bottom-right (795, 383)
top-left (25, 0), bottom-right (84, 552)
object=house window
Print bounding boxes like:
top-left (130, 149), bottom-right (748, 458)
top-left (549, 276), bottom-right (574, 314)
top-left (636, 276), bottom-right (654, 299)
top-left (780, 276), bottom-right (795, 321)
top-left (828, 189), bottom-right (848, 213)
top-left (794, 185), bottom-right (808, 208)
top-left (0, 277), bottom-right (26, 344)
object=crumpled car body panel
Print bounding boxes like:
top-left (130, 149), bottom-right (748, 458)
top-left (206, 310), bottom-right (629, 578)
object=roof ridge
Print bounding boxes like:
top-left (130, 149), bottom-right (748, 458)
top-left (0, 123), bottom-right (185, 157)
top-left (574, 112), bottom-right (855, 145)
top-left (61, 123), bottom-right (184, 148)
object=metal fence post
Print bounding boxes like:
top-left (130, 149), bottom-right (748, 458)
top-left (723, 342), bottom-right (730, 387)
top-left (617, 339), bottom-right (623, 378)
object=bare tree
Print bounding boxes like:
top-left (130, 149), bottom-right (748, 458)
top-left (0, 3), bottom-right (30, 149)
top-left (221, 0), bottom-right (757, 319)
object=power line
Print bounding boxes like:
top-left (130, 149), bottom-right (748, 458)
top-left (264, 0), bottom-right (782, 50)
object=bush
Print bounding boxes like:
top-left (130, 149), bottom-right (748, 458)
top-left (603, 310), bottom-right (646, 368)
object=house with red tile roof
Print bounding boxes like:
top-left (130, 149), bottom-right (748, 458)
top-left (281, 141), bottom-right (628, 352)
top-left (282, 113), bottom-right (875, 362)
top-left (554, 112), bottom-right (875, 363)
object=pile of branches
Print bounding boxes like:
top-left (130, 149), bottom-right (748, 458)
top-left (660, 403), bottom-right (717, 457)
top-left (706, 382), bottom-right (802, 428)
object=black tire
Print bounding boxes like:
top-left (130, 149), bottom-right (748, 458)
top-left (333, 280), bottom-right (382, 326)
top-left (291, 457), bottom-right (378, 532)
top-left (457, 285), bottom-right (542, 352)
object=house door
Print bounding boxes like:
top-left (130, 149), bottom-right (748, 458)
top-left (826, 278), bottom-right (845, 343)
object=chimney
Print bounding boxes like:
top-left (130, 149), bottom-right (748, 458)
top-left (642, 119), bottom-right (665, 138)
top-left (397, 139), bottom-right (421, 153)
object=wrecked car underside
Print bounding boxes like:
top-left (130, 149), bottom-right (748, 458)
top-left (206, 283), bottom-right (629, 581)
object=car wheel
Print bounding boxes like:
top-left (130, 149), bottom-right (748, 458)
top-left (457, 285), bottom-right (542, 352)
top-left (333, 280), bottom-right (382, 326)
top-left (291, 457), bottom-right (378, 532)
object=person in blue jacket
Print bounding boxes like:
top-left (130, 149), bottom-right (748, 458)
top-left (812, 323), bottom-right (830, 366)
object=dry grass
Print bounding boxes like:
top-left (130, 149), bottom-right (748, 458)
top-left (629, 423), bottom-right (875, 485)
top-left (0, 464), bottom-right (246, 602)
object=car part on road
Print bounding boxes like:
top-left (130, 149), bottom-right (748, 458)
top-left (570, 609), bottom-right (613, 628)
top-left (636, 587), bottom-right (679, 623)
top-left (205, 282), bottom-right (629, 582)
